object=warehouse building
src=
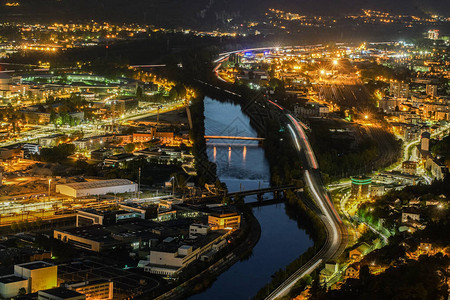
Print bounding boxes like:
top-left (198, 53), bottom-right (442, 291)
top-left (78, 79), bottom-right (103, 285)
top-left (14, 261), bottom-right (57, 293)
top-left (65, 280), bottom-right (113, 300)
top-left (56, 179), bottom-right (137, 198)
top-left (0, 275), bottom-right (29, 298)
top-left (38, 287), bottom-right (86, 300)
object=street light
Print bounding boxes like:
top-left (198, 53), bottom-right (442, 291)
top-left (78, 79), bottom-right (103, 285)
top-left (364, 115), bottom-right (369, 120)
top-left (48, 179), bottom-right (51, 202)
top-left (43, 178), bottom-right (51, 217)
top-left (333, 59), bottom-right (338, 65)
top-left (169, 176), bottom-right (177, 196)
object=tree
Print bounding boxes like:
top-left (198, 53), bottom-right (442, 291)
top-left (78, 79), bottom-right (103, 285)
top-left (221, 196), bottom-right (231, 204)
top-left (18, 287), bottom-right (26, 296)
top-left (124, 143), bottom-right (136, 153)
top-left (169, 83), bottom-right (186, 101)
top-left (10, 221), bottom-right (18, 232)
top-left (136, 86), bottom-right (143, 99)
top-left (40, 143), bottom-right (75, 162)
top-left (359, 265), bottom-right (372, 285)
top-left (309, 273), bottom-right (326, 300)
top-left (35, 217), bottom-right (43, 229)
top-left (269, 78), bottom-right (285, 92)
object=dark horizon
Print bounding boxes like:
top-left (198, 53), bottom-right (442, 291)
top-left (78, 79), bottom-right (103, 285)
top-left (1, 0), bottom-right (449, 26)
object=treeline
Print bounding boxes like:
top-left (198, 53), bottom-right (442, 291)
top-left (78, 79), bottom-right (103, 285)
top-left (317, 138), bottom-right (378, 179)
top-left (311, 120), bottom-right (401, 181)
top-left (189, 92), bottom-right (218, 185)
top-left (263, 119), bottom-right (305, 187)
top-left (432, 135), bottom-right (450, 160)
top-left (38, 143), bottom-right (75, 162)
top-left (7, 33), bottom-right (220, 69)
top-left (101, 157), bottom-right (184, 186)
top-left (46, 94), bottom-right (88, 112)
top-left (252, 119), bottom-right (327, 300)
top-left (10, 218), bottom-right (44, 232)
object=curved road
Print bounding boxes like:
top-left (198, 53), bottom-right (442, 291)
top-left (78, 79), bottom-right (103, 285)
top-left (264, 111), bottom-right (347, 300)
top-left (212, 47), bottom-right (348, 299)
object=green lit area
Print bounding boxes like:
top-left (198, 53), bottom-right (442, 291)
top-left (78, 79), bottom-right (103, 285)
top-left (350, 176), bottom-right (372, 185)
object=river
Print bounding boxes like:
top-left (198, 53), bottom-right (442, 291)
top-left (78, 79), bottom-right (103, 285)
top-left (189, 97), bottom-right (313, 300)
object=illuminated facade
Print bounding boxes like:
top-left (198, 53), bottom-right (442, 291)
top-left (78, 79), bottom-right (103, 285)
top-left (14, 261), bottom-right (57, 293)
top-left (350, 176), bottom-right (372, 199)
top-left (427, 29), bottom-right (439, 40)
top-left (66, 281), bottom-right (113, 300)
top-left (208, 212), bottom-right (241, 230)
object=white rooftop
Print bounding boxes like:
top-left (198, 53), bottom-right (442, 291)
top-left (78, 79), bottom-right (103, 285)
top-left (58, 179), bottom-right (136, 190)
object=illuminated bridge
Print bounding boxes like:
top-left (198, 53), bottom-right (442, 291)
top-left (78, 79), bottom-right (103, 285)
top-left (228, 185), bottom-right (294, 201)
top-left (204, 135), bottom-right (265, 141)
top-left (184, 185), bottom-right (296, 204)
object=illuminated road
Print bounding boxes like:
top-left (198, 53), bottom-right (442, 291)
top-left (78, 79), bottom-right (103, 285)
top-left (211, 48), bottom-right (347, 299)
top-left (264, 112), bottom-right (347, 300)
top-left (212, 45), bottom-right (450, 299)
top-left (0, 100), bottom-right (185, 148)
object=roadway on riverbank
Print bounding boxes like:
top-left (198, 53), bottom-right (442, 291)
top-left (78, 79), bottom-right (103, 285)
top-left (207, 51), bottom-right (349, 298)
top-left (264, 111), bottom-right (347, 300)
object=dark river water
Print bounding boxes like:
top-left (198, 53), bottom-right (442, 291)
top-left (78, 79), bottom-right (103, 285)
top-left (188, 97), bottom-right (313, 300)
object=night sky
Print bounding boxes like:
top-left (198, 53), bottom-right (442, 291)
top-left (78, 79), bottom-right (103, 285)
top-left (1, 0), bottom-right (449, 25)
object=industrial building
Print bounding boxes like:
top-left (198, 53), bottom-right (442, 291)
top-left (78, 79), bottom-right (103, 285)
top-left (56, 179), bottom-right (137, 198)
top-left (14, 261), bottom-right (58, 293)
top-left (207, 207), bottom-right (241, 230)
top-left (76, 207), bottom-right (148, 227)
top-left (65, 280), bottom-right (113, 300)
top-left (0, 275), bottom-right (29, 298)
top-left (144, 230), bottom-right (229, 277)
top-left (53, 218), bottom-right (183, 252)
top-left (54, 226), bottom-right (120, 252)
top-left (38, 287), bottom-right (86, 300)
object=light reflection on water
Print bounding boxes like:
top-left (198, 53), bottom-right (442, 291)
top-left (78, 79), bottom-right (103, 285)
top-left (189, 97), bottom-right (312, 300)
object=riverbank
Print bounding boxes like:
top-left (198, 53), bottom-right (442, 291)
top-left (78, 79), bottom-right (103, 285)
top-left (153, 66), bottom-right (324, 298)
top-left (189, 93), bottom-right (218, 185)
top-left (147, 95), bottom-right (265, 300)
top-left (194, 79), bottom-right (332, 299)
top-left (196, 89), bottom-right (327, 299)
top-left (185, 97), bottom-right (314, 299)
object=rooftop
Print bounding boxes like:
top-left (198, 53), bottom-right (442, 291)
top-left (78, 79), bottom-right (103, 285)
top-left (39, 287), bottom-right (85, 299)
top-left (105, 153), bottom-right (135, 160)
top-left (56, 226), bottom-right (116, 243)
top-left (57, 179), bottom-right (135, 190)
top-left (0, 275), bottom-right (27, 284)
top-left (206, 206), bottom-right (239, 217)
top-left (16, 261), bottom-right (53, 270)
